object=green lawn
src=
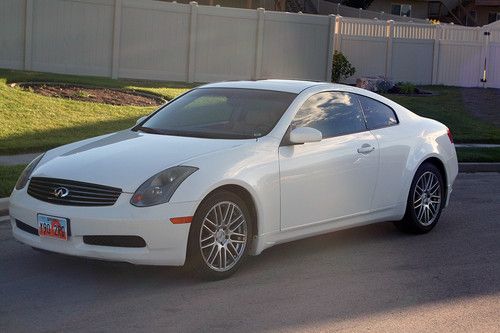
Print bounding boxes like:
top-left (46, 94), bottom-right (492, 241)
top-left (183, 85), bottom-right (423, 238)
top-left (0, 69), bottom-right (194, 154)
top-left (0, 164), bottom-right (26, 198)
top-left (456, 147), bottom-right (500, 163)
top-left (0, 69), bottom-right (499, 155)
top-left (386, 86), bottom-right (500, 144)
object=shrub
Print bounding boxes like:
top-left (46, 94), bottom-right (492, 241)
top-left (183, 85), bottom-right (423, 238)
top-left (331, 51), bottom-right (356, 83)
top-left (397, 82), bottom-right (417, 94)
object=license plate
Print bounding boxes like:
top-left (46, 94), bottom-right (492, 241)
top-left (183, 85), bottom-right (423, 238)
top-left (37, 214), bottom-right (70, 241)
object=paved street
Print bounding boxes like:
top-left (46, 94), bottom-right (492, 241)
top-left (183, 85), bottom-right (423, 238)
top-left (0, 173), bottom-right (499, 332)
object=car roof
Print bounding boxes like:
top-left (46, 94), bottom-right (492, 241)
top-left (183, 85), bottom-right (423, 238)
top-left (199, 79), bottom-right (327, 94)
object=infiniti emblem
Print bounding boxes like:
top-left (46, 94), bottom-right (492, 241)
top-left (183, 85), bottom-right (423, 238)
top-left (53, 187), bottom-right (69, 198)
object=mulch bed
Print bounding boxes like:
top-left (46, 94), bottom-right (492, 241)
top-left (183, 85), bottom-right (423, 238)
top-left (14, 82), bottom-right (165, 106)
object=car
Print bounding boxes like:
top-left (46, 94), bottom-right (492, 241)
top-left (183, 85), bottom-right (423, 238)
top-left (9, 80), bottom-right (458, 279)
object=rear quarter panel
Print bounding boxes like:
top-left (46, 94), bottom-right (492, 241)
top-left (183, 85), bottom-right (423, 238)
top-left (396, 116), bottom-right (458, 215)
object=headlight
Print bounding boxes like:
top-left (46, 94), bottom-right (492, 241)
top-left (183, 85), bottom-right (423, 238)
top-left (15, 153), bottom-right (45, 190)
top-left (131, 166), bottom-right (198, 207)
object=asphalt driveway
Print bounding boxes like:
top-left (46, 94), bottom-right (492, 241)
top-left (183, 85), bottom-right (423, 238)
top-left (0, 173), bottom-right (499, 332)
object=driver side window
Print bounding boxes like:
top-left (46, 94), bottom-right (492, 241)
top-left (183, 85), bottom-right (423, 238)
top-left (292, 92), bottom-right (367, 139)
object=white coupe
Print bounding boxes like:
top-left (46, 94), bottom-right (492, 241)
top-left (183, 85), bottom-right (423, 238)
top-left (10, 80), bottom-right (458, 279)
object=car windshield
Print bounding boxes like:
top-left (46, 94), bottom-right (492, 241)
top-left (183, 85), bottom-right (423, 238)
top-left (135, 88), bottom-right (297, 139)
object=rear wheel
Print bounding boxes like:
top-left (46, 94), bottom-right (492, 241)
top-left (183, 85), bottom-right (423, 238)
top-left (395, 163), bottom-right (445, 234)
top-left (187, 190), bottom-right (253, 280)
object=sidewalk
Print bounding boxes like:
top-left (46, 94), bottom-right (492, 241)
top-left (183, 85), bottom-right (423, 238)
top-left (455, 144), bottom-right (500, 148)
top-left (0, 153), bottom-right (40, 166)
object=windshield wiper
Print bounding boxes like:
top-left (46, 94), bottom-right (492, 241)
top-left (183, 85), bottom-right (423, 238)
top-left (135, 126), bottom-right (165, 134)
top-left (167, 130), bottom-right (255, 139)
top-left (135, 126), bottom-right (254, 139)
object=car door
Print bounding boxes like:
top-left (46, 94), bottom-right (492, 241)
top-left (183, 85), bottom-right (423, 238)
top-left (279, 91), bottom-right (380, 230)
top-left (356, 94), bottom-right (407, 211)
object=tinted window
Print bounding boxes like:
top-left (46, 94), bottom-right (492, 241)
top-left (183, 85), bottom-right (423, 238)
top-left (292, 92), bottom-right (367, 139)
top-left (139, 88), bottom-right (296, 139)
top-left (357, 95), bottom-right (398, 130)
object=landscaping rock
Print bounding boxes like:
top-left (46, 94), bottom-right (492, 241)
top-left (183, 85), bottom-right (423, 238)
top-left (356, 76), bottom-right (394, 93)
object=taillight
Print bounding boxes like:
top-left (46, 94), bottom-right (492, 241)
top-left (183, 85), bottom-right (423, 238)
top-left (447, 128), bottom-right (454, 144)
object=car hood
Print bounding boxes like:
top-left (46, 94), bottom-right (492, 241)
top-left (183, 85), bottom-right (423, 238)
top-left (33, 130), bottom-right (250, 192)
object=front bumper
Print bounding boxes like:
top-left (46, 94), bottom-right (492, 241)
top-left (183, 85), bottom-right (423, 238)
top-left (9, 188), bottom-right (200, 266)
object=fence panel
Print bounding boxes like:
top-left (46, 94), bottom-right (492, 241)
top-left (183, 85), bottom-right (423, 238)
top-left (261, 12), bottom-right (330, 81)
top-left (487, 43), bottom-right (500, 88)
top-left (0, 0), bottom-right (25, 70)
top-left (339, 36), bottom-right (387, 83)
top-left (337, 18), bottom-right (387, 83)
top-left (391, 39), bottom-right (434, 84)
top-left (194, 6), bottom-right (257, 82)
top-left (31, 0), bottom-right (114, 76)
top-left (437, 41), bottom-right (483, 87)
top-left (485, 22), bottom-right (500, 89)
top-left (119, 0), bottom-right (190, 81)
top-left (0, 0), bottom-right (498, 88)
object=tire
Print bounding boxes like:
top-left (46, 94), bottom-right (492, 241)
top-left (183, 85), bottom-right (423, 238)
top-left (186, 190), bottom-right (253, 280)
top-left (394, 163), bottom-right (445, 234)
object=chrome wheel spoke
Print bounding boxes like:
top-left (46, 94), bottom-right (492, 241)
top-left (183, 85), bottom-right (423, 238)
top-left (204, 217), bottom-right (217, 230)
top-left (201, 241), bottom-right (216, 250)
top-left (202, 224), bottom-right (215, 234)
top-left (229, 216), bottom-right (244, 232)
top-left (207, 245), bottom-right (218, 265)
top-left (201, 234), bottom-right (215, 243)
top-left (417, 205), bottom-right (425, 221)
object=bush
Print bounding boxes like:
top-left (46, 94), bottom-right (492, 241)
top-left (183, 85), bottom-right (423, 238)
top-left (331, 51), bottom-right (355, 83)
top-left (397, 82), bottom-right (417, 94)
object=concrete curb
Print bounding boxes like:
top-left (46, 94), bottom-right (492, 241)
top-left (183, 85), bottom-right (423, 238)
top-left (459, 163), bottom-right (500, 173)
top-left (0, 198), bottom-right (9, 219)
top-left (0, 197), bottom-right (9, 211)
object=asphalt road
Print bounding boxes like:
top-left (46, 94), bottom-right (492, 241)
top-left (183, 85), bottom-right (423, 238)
top-left (0, 173), bottom-right (499, 332)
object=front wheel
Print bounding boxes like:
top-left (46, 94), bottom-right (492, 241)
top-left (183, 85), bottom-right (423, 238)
top-left (395, 163), bottom-right (445, 234)
top-left (186, 190), bottom-right (253, 280)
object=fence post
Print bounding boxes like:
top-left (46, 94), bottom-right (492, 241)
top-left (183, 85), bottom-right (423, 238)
top-left (325, 14), bottom-right (335, 82)
top-left (385, 20), bottom-right (394, 79)
top-left (479, 26), bottom-right (489, 88)
top-left (431, 24), bottom-right (442, 85)
top-left (187, 2), bottom-right (198, 83)
top-left (334, 15), bottom-right (342, 52)
top-left (24, 0), bottom-right (34, 71)
top-left (111, 0), bottom-right (122, 79)
top-left (253, 8), bottom-right (265, 80)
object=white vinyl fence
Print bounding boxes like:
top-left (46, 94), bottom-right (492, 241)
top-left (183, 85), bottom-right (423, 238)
top-left (0, 0), bottom-right (499, 88)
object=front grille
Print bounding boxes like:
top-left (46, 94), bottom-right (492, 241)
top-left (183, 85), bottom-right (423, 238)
top-left (16, 219), bottom-right (39, 236)
top-left (83, 235), bottom-right (146, 248)
top-left (28, 177), bottom-right (122, 206)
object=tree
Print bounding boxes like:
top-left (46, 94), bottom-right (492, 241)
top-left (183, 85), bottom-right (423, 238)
top-left (331, 51), bottom-right (356, 83)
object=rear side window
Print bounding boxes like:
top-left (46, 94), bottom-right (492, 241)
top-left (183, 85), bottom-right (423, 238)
top-left (292, 92), bottom-right (367, 139)
top-left (357, 95), bottom-right (398, 130)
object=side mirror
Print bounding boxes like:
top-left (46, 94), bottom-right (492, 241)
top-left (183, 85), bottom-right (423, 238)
top-left (136, 116), bottom-right (147, 125)
top-left (289, 127), bottom-right (322, 144)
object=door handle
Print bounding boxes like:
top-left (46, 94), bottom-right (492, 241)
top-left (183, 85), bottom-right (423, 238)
top-left (357, 144), bottom-right (375, 154)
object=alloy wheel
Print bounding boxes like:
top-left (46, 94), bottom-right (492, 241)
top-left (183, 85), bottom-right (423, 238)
top-left (413, 171), bottom-right (441, 226)
top-left (199, 201), bottom-right (248, 272)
